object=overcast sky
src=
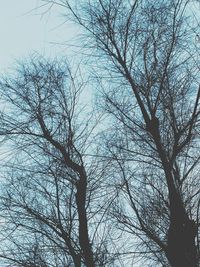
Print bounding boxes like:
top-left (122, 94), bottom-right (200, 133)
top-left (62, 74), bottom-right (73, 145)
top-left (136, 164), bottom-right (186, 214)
top-left (0, 0), bottom-right (78, 72)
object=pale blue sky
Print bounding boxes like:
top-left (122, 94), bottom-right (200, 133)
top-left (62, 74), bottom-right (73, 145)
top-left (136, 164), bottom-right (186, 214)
top-left (0, 0), bottom-right (78, 72)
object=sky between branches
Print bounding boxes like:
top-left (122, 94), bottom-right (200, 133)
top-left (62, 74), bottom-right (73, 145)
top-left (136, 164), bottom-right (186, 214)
top-left (0, 0), bottom-right (79, 72)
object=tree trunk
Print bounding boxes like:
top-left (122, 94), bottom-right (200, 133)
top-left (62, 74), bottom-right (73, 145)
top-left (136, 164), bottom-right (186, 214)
top-left (166, 191), bottom-right (198, 267)
top-left (149, 120), bottom-right (198, 267)
top-left (75, 168), bottom-right (95, 267)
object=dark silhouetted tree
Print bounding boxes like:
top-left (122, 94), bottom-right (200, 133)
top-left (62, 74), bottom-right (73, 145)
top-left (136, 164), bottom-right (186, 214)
top-left (0, 57), bottom-right (114, 267)
top-left (39, 0), bottom-right (200, 266)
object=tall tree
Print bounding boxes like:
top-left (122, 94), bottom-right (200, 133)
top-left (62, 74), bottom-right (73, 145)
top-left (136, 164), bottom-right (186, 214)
top-left (0, 57), bottom-right (112, 267)
top-left (41, 0), bottom-right (200, 266)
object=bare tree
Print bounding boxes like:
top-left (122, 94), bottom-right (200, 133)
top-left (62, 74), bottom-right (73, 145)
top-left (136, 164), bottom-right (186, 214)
top-left (39, 1), bottom-right (200, 266)
top-left (0, 57), bottom-right (114, 267)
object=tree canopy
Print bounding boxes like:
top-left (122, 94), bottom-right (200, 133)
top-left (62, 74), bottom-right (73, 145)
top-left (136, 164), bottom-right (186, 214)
top-left (0, 1), bottom-right (199, 267)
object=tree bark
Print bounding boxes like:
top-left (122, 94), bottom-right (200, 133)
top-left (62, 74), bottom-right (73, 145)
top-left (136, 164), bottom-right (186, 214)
top-left (166, 192), bottom-right (198, 267)
top-left (75, 168), bottom-right (95, 267)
